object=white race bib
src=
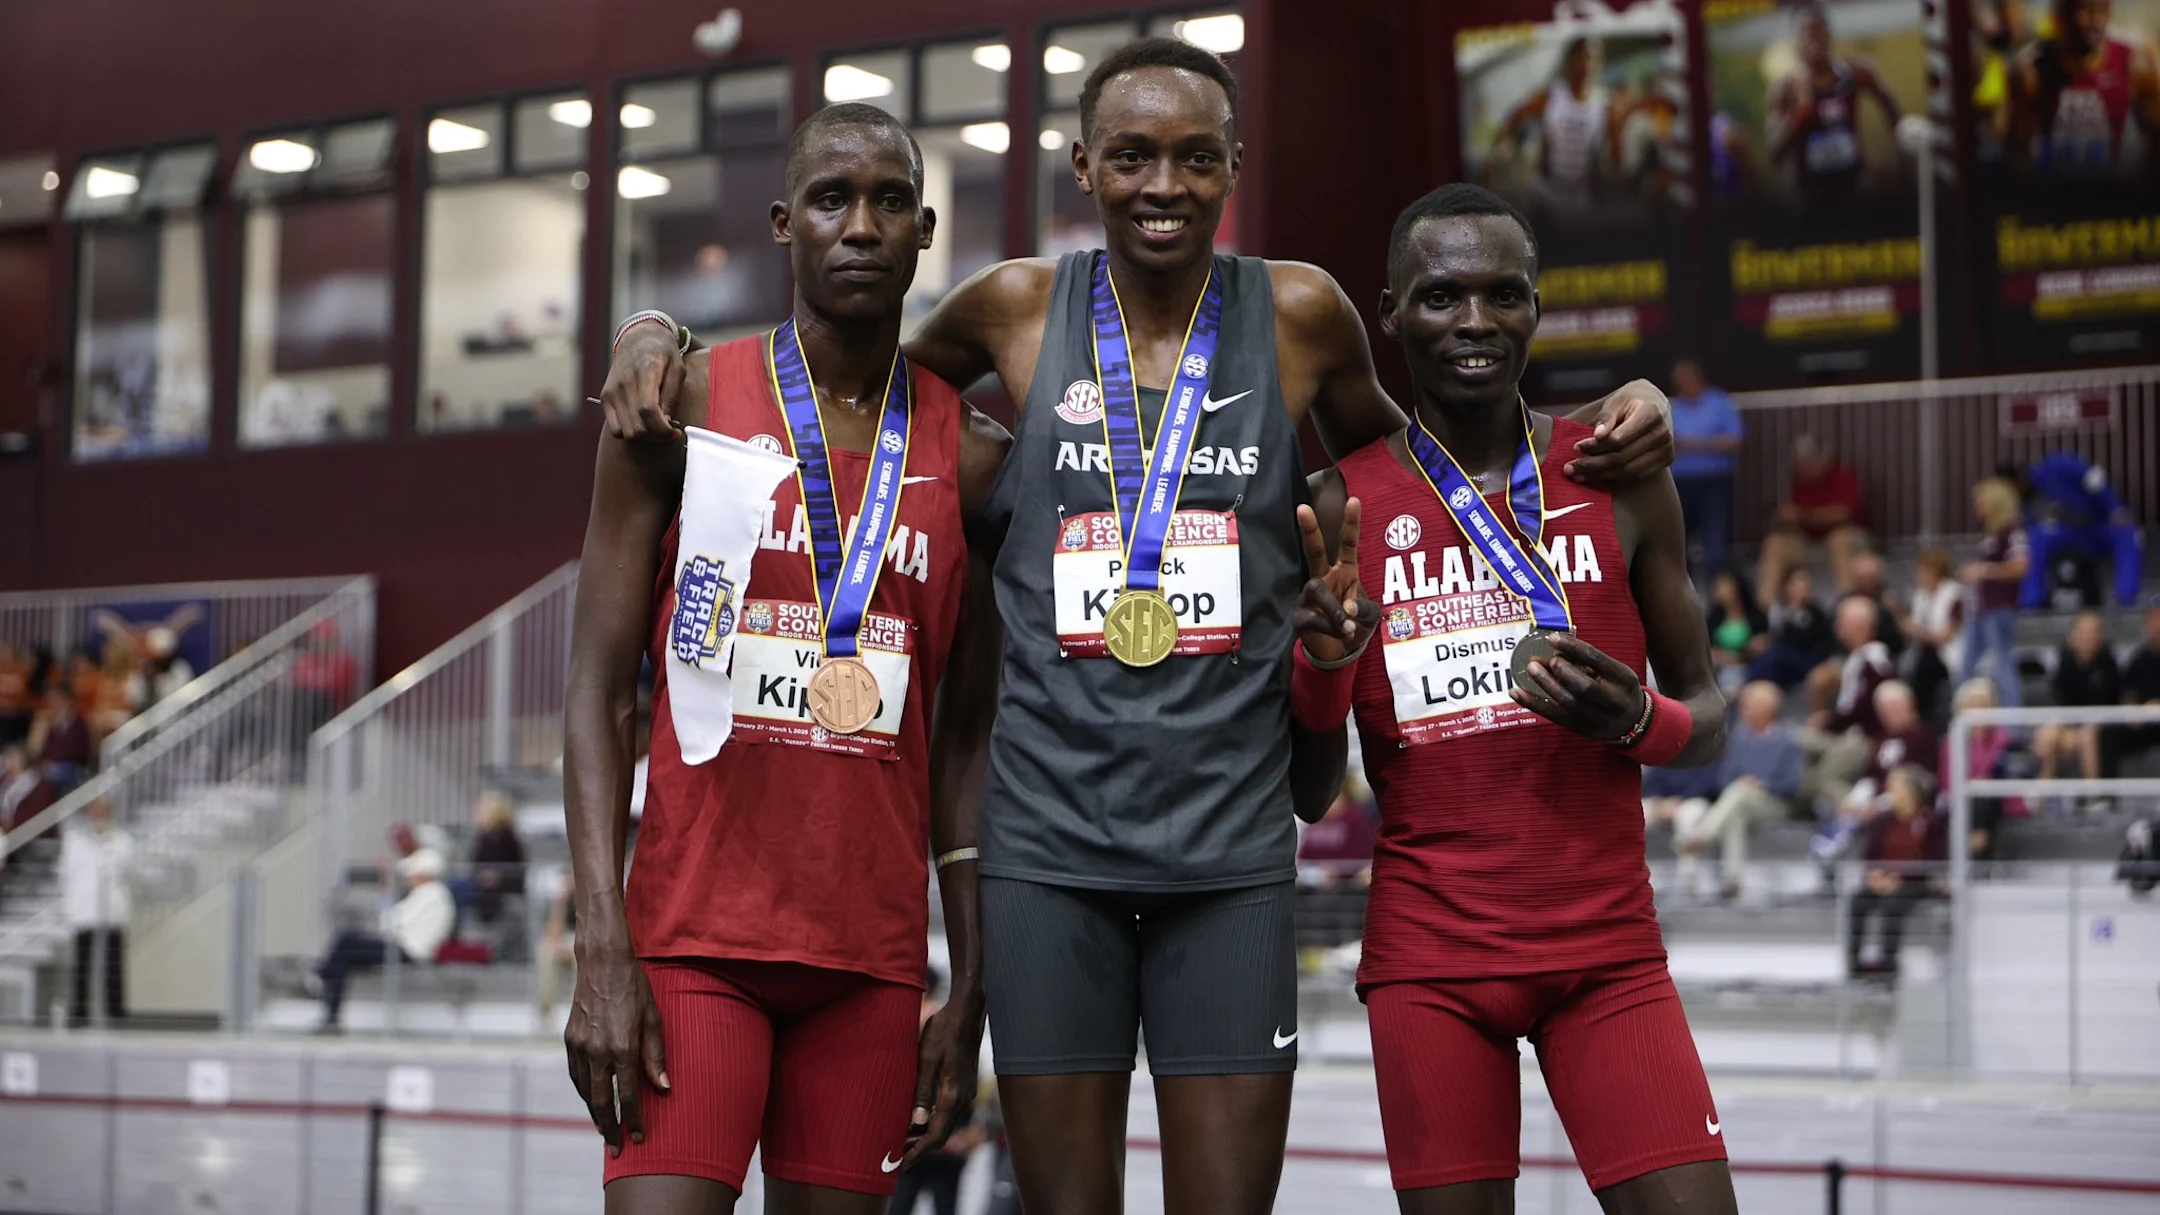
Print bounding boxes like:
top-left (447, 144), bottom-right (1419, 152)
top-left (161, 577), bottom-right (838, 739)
top-left (1052, 510), bottom-right (1242, 658)
top-left (727, 599), bottom-right (913, 759)
top-left (1803, 127), bottom-right (1859, 174)
top-left (1379, 585), bottom-right (1542, 744)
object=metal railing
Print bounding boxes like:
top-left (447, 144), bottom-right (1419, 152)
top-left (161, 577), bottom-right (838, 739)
top-left (309, 563), bottom-right (576, 896)
top-left (0, 575), bottom-right (356, 668)
top-left (0, 578), bottom-right (376, 967)
top-left (1730, 363), bottom-right (2160, 543)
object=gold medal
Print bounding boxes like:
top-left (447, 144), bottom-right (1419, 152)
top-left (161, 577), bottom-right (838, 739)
top-left (1103, 591), bottom-right (1180, 668)
top-left (807, 656), bottom-right (882, 734)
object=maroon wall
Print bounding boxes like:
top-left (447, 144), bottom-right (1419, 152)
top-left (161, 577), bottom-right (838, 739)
top-left (0, 0), bottom-right (1145, 671)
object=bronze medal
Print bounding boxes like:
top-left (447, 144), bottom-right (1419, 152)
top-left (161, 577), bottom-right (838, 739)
top-left (1509, 628), bottom-right (1565, 694)
top-left (1103, 590), bottom-right (1180, 668)
top-left (807, 655), bottom-right (882, 734)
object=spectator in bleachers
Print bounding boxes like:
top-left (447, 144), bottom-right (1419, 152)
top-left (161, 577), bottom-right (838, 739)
top-left (1847, 765), bottom-right (1947, 980)
top-left (1962, 476), bottom-right (2031, 707)
top-left (1706, 568), bottom-right (1770, 694)
top-left (0, 642), bottom-right (35, 749)
top-left (2116, 603), bottom-right (2160, 771)
top-left (1899, 548), bottom-right (1965, 724)
top-left (1798, 597), bottom-right (1897, 812)
top-left (1818, 680), bottom-right (1937, 868)
top-left (1297, 781), bottom-right (1376, 888)
top-left (1757, 433), bottom-right (1869, 606)
top-left (1670, 357), bottom-right (1743, 584)
top-left (87, 637), bottom-right (146, 752)
top-left (61, 796), bottom-right (135, 1024)
top-left (1672, 681), bottom-right (1802, 901)
top-left (450, 789), bottom-right (526, 925)
top-left (28, 686), bottom-right (91, 795)
top-left (1947, 678), bottom-right (2021, 860)
top-left (311, 845), bottom-right (455, 1032)
top-left (142, 627), bottom-right (195, 706)
top-left (2033, 611), bottom-right (2121, 809)
top-left (292, 620), bottom-right (360, 736)
top-left (2018, 452), bottom-right (2145, 609)
top-left (1745, 566), bottom-right (1835, 690)
top-left (0, 745), bottom-right (48, 834)
top-left (1848, 553), bottom-right (1907, 659)
top-left (537, 867), bottom-right (577, 1027)
top-left (63, 647), bottom-right (102, 718)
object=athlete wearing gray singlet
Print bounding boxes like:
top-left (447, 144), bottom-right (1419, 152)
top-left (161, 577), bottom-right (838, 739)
top-left (976, 250), bottom-right (1305, 1075)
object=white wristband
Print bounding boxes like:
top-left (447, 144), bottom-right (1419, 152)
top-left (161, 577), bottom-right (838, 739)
top-left (612, 310), bottom-right (678, 354)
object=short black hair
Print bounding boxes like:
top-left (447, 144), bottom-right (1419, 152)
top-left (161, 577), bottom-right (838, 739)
top-left (1079, 36), bottom-right (1239, 142)
top-left (1386, 183), bottom-right (1539, 286)
top-left (784, 102), bottom-right (924, 196)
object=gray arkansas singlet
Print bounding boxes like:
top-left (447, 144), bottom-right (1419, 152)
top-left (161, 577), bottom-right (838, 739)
top-left (976, 251), bottom-right (1306, 891)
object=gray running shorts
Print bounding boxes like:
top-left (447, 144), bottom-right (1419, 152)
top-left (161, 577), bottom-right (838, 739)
top-left (981, 876), bottom-right (1300, 1076)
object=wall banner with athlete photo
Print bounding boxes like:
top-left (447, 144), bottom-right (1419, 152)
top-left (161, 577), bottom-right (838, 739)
top-left (1454, 0), bottom-right (1696, 405)
top-left (1969, 0), bottom-right (2160, 367)
top-left (1703, 0), bottom-right (1932, 385)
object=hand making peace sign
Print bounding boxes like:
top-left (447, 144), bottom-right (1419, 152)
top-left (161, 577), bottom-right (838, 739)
top-left (1293, 496), bottom-right (1381, 666)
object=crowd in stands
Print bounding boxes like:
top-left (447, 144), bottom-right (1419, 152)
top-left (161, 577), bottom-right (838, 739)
top-left (0, 626), bottom-right (196, 839)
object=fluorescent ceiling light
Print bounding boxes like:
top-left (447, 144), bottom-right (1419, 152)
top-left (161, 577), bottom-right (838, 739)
top-left (961, 122), bottom-right (1011, 154)
top-left (619, 103), bottom-right (658, 129)
top-left (428, 118), bottom-right (492, 154)
top-left (248, 138), bottom-right (320, 174)
top-left (548, 99), bottom-right (593, 128)
top-left (617, 166), bottom-right (672, 199)
top-left (42, 170), bottom-right (60, 191)
top-left (1042, 45), bottom-right (1086, 75)
top-left (84, 166), bottom-right (140, 199)
top-left (1039, 127), bottom-right (1066, 151)
top-left (824, 64), bottom-right (895, 102)
top-left (1175, 14), bottom-right (1245, 54)
top-left (971, 44), bottom-right (1012, 72)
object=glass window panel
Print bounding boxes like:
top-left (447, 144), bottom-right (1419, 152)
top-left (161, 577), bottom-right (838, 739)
top-left (1036, 112), bottom-right (1103, 255)
top-left (1042, 22), bottom-right (1138, 110)
top-left (65, 154), bottom-right (147, 222)
top-left (72, 216), bottom-right (212, 460)
top-left (824, 50), bottom-right (911, 121)
top-left (238, 194), bottom-right (395, 447)
top-left (0, 153), bottom-right (60, 230)
top-left (516, 92), bottom-right (590, 173)
top-left (921, 40), bottom-right (1008, 123)
top-left (707, 67), bottom-right (792, 148)
top-left (622, 78), bottom-right (701, 162)
top-left (139, 144), bottom-right (217, 211)
top-left (429, 103), bottom-right (504, 183)
top-left (909, 126), bottom-right (1006, 332)
top-left (234, 128), bottom-right (319, 199)
top-left (1147, 9), bottom-right (1246, 56)
top-left (419, 172), bottom-right (585, 431)
top-left (315, 117), bottom-right (396, 187)
top-left (612, 151), bottom-right (790, 344)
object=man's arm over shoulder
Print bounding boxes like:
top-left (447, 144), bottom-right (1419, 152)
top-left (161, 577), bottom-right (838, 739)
top-left (905, 259), bottom-right (1058, 395)
top-left (1268, 260), bottom-right (1405, 460)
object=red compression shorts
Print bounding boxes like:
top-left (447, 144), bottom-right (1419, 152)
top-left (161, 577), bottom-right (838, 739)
top-left (1366, 956), bottom-right (1727, 1193)
top-left (602, 958), bottom-right (921, 1196)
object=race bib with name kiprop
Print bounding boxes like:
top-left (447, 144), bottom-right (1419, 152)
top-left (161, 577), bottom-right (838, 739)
top-left (1052, 510), bottom-right (1242, 657)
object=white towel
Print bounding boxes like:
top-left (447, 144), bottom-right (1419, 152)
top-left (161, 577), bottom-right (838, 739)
top-left (668, 426), bottom-right (798, 764)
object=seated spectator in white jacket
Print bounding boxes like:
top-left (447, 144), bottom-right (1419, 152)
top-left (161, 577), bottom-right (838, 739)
top-left (62, 796), bottom-right (136, 1024)
top-left (311, 847), bottom-right (455, 1032)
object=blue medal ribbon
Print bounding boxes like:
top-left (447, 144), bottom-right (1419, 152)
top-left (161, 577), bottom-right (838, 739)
top-left (1403, 407), bottom-right (1573, 633)
top-left (1087, 253), bottom-right (1224, 594)
top-left (767, 317), bottom-right (913, 659)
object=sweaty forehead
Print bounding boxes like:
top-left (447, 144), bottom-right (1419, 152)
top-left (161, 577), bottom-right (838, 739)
top-left (1393, 214), bottom-right (1534, 288)
top-left (1091, 66), bottom-right (1233, 139)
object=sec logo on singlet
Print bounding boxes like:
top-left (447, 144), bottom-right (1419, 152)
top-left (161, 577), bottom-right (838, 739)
top-left (1057, 380), bottom-right (1105, 425)
top-left (1060, 518), bottom-right (1089, 551)
top-left (1386, 606), bottom-right (1415, 642)
top-left (1385, 514), bottom-right (1422, 550)
top-left (1448, 486), bottom-right (1476, 510)
top-left (748, 433), bottom-right (784, 454)
top-left (1181, 353), bottom-right (1211, 380)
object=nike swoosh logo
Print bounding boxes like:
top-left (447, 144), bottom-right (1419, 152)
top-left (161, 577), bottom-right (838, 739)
top-left (900, 475), bottom-right (938, 486)
top-left (881, 1154), bottom-right (904, 1173)
top-left (1201, 389), bottom-right (1254, 414)
top-left (1273, 1027), bottom-right (1298, 1049)
top-left (1705, 1117), bottom-right (1721, 1136)
top-left (1545, 502), bottom-right (1593, 521)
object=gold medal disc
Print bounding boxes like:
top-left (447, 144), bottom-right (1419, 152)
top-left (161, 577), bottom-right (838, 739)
top-left (1103, 590), bottom-right (1181, 668)
top-left (807, 655), bottom-right (882, 734)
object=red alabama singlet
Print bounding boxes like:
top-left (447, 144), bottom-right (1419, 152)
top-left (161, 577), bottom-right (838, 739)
top-left (626, 335), bottom-right (967, 988)
top-left (1342, 417), bottom-right (1665, 985)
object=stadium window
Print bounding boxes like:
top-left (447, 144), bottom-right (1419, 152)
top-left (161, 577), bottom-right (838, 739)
top-left (233, 117), bottom-right (397, 448)
top-left (417, 94), bottom-right (586, 433)
top-left (911, 38), bottom-right (1009, 332)
top-left (823, 49), bottom-right (913, 121)
top-left (66, 141), bottom-right (217, 462)
top-left (611, 66), bottom-right (792, 349)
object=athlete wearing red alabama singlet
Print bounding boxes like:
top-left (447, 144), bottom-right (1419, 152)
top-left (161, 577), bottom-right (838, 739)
top-left (563, 105), bottom-right (1008, 1215)
top-left (2006, 0), bottom-right (2160, 177)
top-left (1295, 184), bottom-right (1733, 1215)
